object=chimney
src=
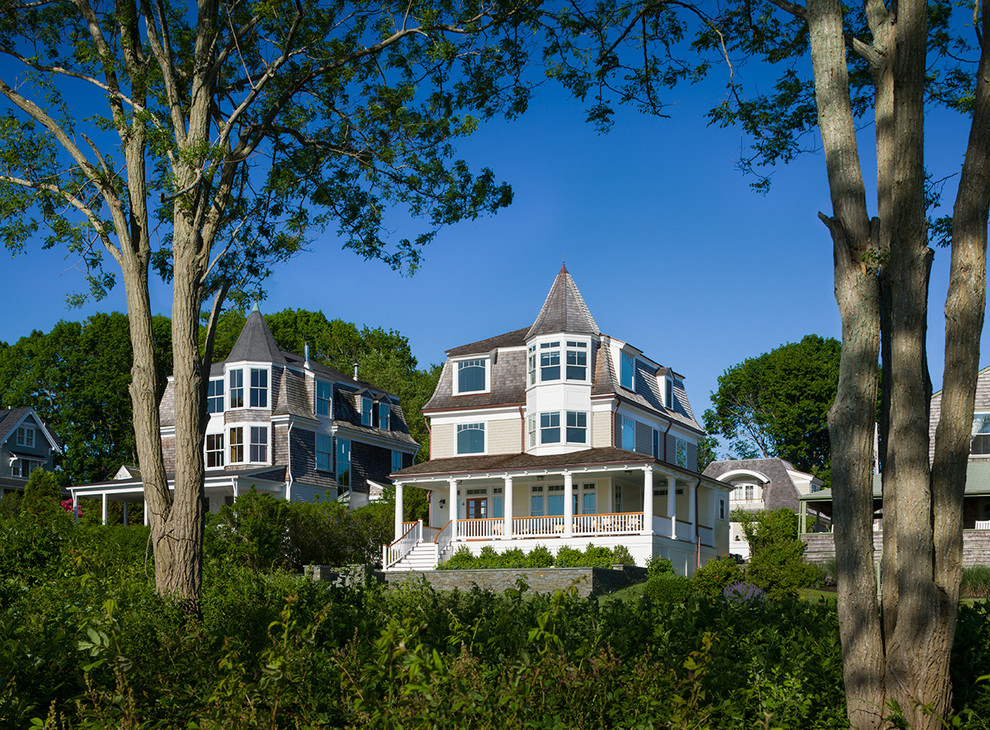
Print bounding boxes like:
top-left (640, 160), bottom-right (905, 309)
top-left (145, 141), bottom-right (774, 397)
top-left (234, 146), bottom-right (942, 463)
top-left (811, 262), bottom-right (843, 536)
top-left (304, 342), bottom-right (310, 368)
top-left (353, 361), bottom-right (359, 381)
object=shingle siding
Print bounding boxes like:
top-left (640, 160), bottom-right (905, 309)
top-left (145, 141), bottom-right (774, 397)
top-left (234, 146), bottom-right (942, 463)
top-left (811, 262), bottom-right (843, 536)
top-left (489, 418), bottom-right (522, 455)
top-left (592, 410), bottom-right (612, 448)
top-left (431, 423), bottom-right (456, 458)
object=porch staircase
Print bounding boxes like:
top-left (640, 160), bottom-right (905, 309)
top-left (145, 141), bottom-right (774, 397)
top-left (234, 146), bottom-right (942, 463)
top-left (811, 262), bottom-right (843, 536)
top-left (388, 540), bottom-right (439, 571)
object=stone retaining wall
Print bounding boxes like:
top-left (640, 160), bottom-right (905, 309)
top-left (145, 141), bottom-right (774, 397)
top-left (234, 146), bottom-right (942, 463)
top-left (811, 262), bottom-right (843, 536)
top-left (383, 565), bottom-right (648, 598)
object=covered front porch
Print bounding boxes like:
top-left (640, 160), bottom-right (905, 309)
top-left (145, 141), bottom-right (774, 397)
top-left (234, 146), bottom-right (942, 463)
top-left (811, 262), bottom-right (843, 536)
top-left (385, 449), bottom-right (730, 573)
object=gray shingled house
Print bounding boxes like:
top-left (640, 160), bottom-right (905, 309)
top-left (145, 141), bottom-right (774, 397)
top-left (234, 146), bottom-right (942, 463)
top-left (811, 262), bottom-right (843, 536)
top-left (704, 458), bottom-right (825, 560)
top-left (69, 307), bottom-right (419, 522)
top-left (0, 407), bottom-right (60, 497)
top-left (385, 265), bottom-right (730, 574)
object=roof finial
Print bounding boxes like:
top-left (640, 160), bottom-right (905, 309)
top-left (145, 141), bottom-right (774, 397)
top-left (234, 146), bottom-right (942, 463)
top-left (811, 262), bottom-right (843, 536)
top-left (561, 256), bottom-right (567, 274)
top-left (251, 301), bottom-right (260, 313)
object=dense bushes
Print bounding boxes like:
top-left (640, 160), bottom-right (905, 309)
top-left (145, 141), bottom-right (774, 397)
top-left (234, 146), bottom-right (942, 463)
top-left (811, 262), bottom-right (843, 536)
top-left (437, 543), bottom-right (634, 570)
top-left (737, 508), bottom-right (826, 599)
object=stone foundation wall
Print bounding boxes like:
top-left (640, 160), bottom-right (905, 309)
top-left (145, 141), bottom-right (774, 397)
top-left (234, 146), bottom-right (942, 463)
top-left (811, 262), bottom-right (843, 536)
top-left (802, 530), bottom-right (990, 567)
top-left (383, 565), bottom-right (648, 598)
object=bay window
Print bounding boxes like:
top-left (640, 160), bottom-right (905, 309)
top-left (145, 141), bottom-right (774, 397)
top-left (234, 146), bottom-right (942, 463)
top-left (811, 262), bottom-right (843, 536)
top-left (206, 434), bottom-right (224, 467)
top-left (249, 368), bottom-right (268, 408)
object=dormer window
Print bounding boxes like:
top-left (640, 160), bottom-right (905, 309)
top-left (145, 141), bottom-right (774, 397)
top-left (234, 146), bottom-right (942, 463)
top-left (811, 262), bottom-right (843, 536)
top-left (249, 368), bottom-right (268, 408)
top-left (361, 395), bottom-right (373, 426)
top-left (207, 379), bottom-right (224, 414)
top-left (620, 352), bottom-right (635, 390)
top-left (665, 378), bottom-right (674, 409)
top-left (316, 381), bottom-right (331, 416)
top-left (15, 426), bottom-right (35, 448)
top-left (379, 402), bottom-right (390, 430)
top-left (456, 359), bottom-right (488, 394)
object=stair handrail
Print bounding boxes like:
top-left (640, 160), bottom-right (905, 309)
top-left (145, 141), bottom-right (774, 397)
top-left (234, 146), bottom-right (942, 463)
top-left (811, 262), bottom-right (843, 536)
top-left (434, 520), bottom-right (453, 563)
top-left (385, 520), bottom-right (422, 568)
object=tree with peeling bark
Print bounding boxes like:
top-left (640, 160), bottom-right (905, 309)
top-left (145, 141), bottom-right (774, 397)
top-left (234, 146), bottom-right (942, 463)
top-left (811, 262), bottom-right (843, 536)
top-left (544, 0), bottom-right (990, 726)
top-left (0, 0), bottom-right (531, 609)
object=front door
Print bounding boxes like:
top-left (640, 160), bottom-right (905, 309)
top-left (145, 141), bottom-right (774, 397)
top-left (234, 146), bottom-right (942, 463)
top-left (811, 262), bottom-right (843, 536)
top-left (467, 497), bottom-right (488, 520)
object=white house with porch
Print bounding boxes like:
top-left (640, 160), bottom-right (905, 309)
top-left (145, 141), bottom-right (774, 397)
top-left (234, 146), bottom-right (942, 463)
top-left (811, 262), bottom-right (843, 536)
top-left (385, 264), bottom-right (730, 574)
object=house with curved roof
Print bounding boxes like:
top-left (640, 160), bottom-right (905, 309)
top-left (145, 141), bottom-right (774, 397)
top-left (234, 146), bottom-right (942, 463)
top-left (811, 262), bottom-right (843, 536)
top-left (385, 265), bottom-right (730, 574)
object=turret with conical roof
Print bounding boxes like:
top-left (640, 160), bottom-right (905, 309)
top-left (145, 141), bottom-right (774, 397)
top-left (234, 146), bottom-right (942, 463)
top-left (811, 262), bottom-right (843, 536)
top-left (526, 262), bottom-right (599, 340)
top-left (227, 304), bottom-right (286, 365)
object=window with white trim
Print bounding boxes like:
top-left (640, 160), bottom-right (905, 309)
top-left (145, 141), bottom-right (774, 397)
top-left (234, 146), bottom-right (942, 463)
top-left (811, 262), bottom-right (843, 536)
top-left (565, 341), bottom-right (587, 380)
top-left (250, 426), bottom-right (268, 462)
top-left (973, 414), bottom-right (990, 455)
top-left (11, 458), bottom-right (39, 478)
top-left (527, 414), bottom-right (537, 448)
top-left (621, 416), bottom-right (636, 451)
top-left (249, 368), bottom-right (268, 408)
top-left (456, 359), bottom-right (487, 393)
top-left (456, 423), bottom-right (485, 454)
top-left (207, 379), bottom-right (224, 414)
top-left (391, 450), bottom-right (403, 473)
top-left (361, 396), bottom-right (372, 426)
top-left (229, 370), bottom-right (244, 408)
top-left (675, 438), bottom-right (688, 468)
top-left (336, 438), bottom-right (351, 491)
top-left (547, 484), bottom-right (564, 515)
top-left (379, 402), bottom-right (390, 430)
top-left (539, 342), bottom-right (561, 381)
top-left (528, 346), bottom-right (537, 385)
top-left (540, 412), bottom-right (561, 444)
top-left (530, 485), bottom-right (544, 516)
top-left (566, 411), bottom-right (587, 443)
top-left (665, 378), bottom-right (674, 409)
top-left (15, 426), bottom-right (35, 448)
top-left (229, 427), bottom-right (245, 463)
top-left (316, 381), bottom-right (331, 416)
top-left (620, 352), bottom-right (635, 390)
top-left (206, 434), bottom-right (224, 467)
top-left (719, 498), bottom-right (727, 520)
top-left (317, 434), bottom-right (332, 471)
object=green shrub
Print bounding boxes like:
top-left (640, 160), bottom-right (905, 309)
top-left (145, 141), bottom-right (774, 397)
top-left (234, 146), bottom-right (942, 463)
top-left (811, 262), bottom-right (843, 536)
top-left (610, 544), bottom-right (635, 565)
top-left (693, 555), bottom-right (745, 600)
top-left (646, 555), bottom-right (674, 577)
top-left (643, 573), bottom-right (693, 604)
top-left (738, 508), bottom-right (825, 599)
top-left (963, 565), bottom-right (990, 598)
top-left (437, 544), bottom-right (475, 570)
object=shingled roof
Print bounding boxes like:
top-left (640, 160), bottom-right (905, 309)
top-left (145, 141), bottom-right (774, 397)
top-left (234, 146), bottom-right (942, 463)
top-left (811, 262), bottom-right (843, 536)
top-left (227, 304), bottom-right (286, 365)
top-left (526, 263), bottom-right (599, 339)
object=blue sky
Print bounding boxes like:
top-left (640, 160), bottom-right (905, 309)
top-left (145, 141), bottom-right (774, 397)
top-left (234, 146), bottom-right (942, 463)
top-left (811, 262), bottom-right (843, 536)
top-left (0, 75), bottom-right (981, 452)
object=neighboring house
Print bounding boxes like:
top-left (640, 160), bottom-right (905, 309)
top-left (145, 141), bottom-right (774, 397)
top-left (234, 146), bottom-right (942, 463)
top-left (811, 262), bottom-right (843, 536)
top-left (703, 458), bottom-right (825, 560)
top-left (385, 265), bottom-right (730, 574)
top-left (0, 407), bottom-right (60, 497)
top-left (801, 364), bottom-right (990, 564)
top-left (69, 306), bottom-right (419, 522)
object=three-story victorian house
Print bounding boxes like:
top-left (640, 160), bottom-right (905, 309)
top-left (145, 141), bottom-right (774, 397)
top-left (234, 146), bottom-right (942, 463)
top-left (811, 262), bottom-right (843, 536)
top-left (70, 306), bottom-right (419, 522)
top-left (385, 265), bottom-right (730, 574)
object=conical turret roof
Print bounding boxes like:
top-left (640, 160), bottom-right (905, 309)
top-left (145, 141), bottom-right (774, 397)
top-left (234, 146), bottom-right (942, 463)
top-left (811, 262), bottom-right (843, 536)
top-left (526, 263), bottom-right (599, 339)
top-left (227, 304), bottom-right (286, 365)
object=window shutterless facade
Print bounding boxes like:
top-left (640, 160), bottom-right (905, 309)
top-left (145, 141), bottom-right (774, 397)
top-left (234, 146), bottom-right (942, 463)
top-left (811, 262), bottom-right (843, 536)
top-left (361, 396), bottom-right (373, 426)
top-left (565, 411), bottom-right (587, 443)
top-left (974, 414), bottom-right (990, 455)
top-left (379, 402), bottom-right (390, 430)
top-left (456, 423), bottom-right (485, 454)
top-left (665, 378), bottom-right (674, 409)
top-left (229, 427), bottom-right (244, 463)
top-left (11, 458), bottom-right (38, 478)
top-left (540, 412), bottom-right (560, 443)
top-left (207, 379), bottom-right (224, 414)
top-left (249, 426), bottom-right (268, 462)
top-left (229, 370), bottom-right (244, 408)
top-left (391, 450), bottom-right (403, 473)
top-left (565, 341), bottom-right (587, 380)
top-left (527, 414), bottom-right (537, 448)
top-left (539, 342), bottom-right (561, 381)
top-left (316, 434), bottom-right (332, 471)
top-left (336, 438), bottom-right (351, 491)
top-left (456, 359), bottom-right (487, 393)
top-left (15, 426), bottom-right (35, 448)
top-left (621, 416), bottom-right (636, 451)
top-left (316, 381), bottom-right (331, 416)
top-left (620, 352), bottom-right (635, 390)
top-left (206, 433), bottom-right (224, 467)
top-left (249, 368), bottom-right (268, 408)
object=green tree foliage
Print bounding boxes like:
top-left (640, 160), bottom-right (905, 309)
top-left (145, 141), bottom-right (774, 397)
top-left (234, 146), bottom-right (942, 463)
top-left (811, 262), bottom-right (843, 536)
top-left (0, 313), bottom-right (171, 485)
top-left (20, 468), bottom-right (63, 522)
top-left (737, 508), bottom-right (825, 600)
top-left (704, 335), bottom-right (840, 485)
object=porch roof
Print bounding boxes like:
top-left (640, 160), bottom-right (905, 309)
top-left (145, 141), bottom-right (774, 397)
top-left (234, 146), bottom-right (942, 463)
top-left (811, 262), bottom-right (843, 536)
top-left (394, 446), bottom-right (724, 488)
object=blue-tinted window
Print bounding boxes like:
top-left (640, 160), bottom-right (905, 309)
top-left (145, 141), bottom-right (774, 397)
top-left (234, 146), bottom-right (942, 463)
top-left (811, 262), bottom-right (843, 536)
top-left (621, 417), bottom-right (636, 451)
top-left (207, 379), bottom-right (224, 414)
top-left (336, 439), bottom-right (351, 490)
top-left (566, 341), bottom-right (587, 380)
top-left (250, 368), bottom-right (268, 408)
top-left (531, 495), bottom-right (544, 517)
top-left (566, 411), bottom-right (586, 443)
top-left (456, 423), bottom-right (485, 454)
top-left (457, 359), bottom-right (486, 393)
top-left (620, 353), bottom-right (635, 390)
top-left (250, 426), bottom-right (268, 462)
top-left (317, 434), bottom-right (331, 471)
top-left (379, 402), bottom-right (390, 430)
top-left (583, 492), bottom-right (596, 514)
top-left (361, 396), bottom-right (372, 426)
top-left (392, 450), bottom-right (403, 473)
top-left (493, 496), bottom-right (504, 519)
top-left (540, 412), bottom-right (560, 443)
top-left (665, 378), bottom-right (674, 409)
top-left (548, 494), bottom-right (564, 516)
top-left (540, 342), bottom-right (560, 381)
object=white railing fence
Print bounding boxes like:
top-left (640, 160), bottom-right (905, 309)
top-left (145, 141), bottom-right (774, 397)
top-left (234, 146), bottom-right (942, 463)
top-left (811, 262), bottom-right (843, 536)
top-left (652, 515), bottom-right (672, 537)
top-left (675, 520), bottom-right (693, 542)
top-left (457, 517), bottom-right (505, 539)
top-left (384, 521), bottom-right (421, 568)
top-left (513, 515), bottom-right (565, 536)
top-left (975, 520), bottom-right (990, 530)
top-left (434, 520), bottom-right (454, 562)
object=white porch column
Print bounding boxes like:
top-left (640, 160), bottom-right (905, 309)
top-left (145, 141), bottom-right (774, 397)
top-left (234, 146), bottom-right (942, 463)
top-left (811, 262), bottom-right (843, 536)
top-left (449, 478), bottom-right (458, 541)
top-left (688, 478), bottom-right (697, 543)
top-left (504, 476), bottom-right (514, 538)
top-left (394, 481), bottom-right (405, 540)
top-left (667, 475), bottom-right (677, 539)
top-left (642, 467), bottom-right (653, 534)
top-left (101, 493), bottom-right (108, 525)
top-left (563, 471), bottom-right (574, 538)
top-left (122, 502), bottom-right (128, 526)
top-left (72, 493), bottom-right (79, 525)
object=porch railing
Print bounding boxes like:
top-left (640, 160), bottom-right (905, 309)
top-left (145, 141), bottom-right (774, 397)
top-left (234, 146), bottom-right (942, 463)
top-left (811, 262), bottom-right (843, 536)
top-left (434, 520), bottom-right (453, 562)
top-left (384, 521), bottom-right (421, 568)
top-left (976, 520), bottom-right (990, 530)
top-left (698, 525), bottom-right (715, 547)
top-left (572, 512), bottom-right (644, 535)
top-left (675, 520), bottom-right (693, 542)
top-left (457, 517), bottom-right (504, 539)
top-left (513, 515), bottom-right (565, 536)
top-left (652, 514), bottom-right (672, 537)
